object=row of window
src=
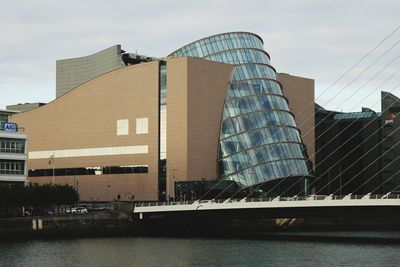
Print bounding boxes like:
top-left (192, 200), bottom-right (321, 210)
top-left (217, 45), bottom-right (310, 183)
top-left (224, 159), bottom-right (310, 187)
top-left (160, 64), bottom-right (167, 105)
top-left (170, 33), bottom-right (263, 58)
top-left (205, 49), bottom-right (270, 65)
top-left (0, 115), bottom-right (8, 122)
top-left (227, 79), bottom-right (283, 100)
top-left (220, 126), bottom-right (302, 157)
top-left (171, 32), bottom-right (312, 186)
top-left (233, 64), bottom-right (277, 81)
top-left (220, 142), bottom-right (306, 176)
top-left (223, 95), bottom-right (291, 119)
top-left (29, 165), bottom-right (148, 177)
top-left (221, 110), bottom-right (297, 139)
top-left (0, 139), bottom-right (25, 154)
top-left (0, 161), bottom-right (24, 175)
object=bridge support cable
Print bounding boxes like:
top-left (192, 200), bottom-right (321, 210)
top-left (284, 119), bottom-right (400, 197)
top-left (310, 84), bottom-right (400, 196)
top-left (327, 140), bottom-right (400, 196)
top-left (212, 181), bottom-right (238, 200)
top-left (193, 27), bottom-right (400, 202)
top-left (280, 35), bottom-right (400, 159)
top-left (280, 25), bottom-right (400, 132)
top-left (242, 39), bottom-right (400, 199)
top-left (263, 68), bottom-right (400, 198)
top-left (314, 134), bottom-right (400, 196)
top-left (274, 62), bottom-right (400, 196)
top-left (309, 53), bottom-right (400, 147)
top-left (351, 160), bottom-right (400, 197)
top-left (277, 73), bottom-right (400, 197)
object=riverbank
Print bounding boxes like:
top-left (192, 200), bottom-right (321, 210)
top-left (2, 210), bottom-right (400, 243)
top-left (0, 211), bottom-right (135, 239)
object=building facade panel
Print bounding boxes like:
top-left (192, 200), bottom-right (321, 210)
top-left (12, 62), bottom-right (160, 200)
top-left (279, 73), bottom-right (315, 166)
top-left (186, 58), bottom-right (234, 182)
top-left (166, 57), bottom-right (234, 198)
top-left (8, 32), bottom-right (316, 200)
top-left (170, 32), bottom-right (313, 189)
top-left (56, 45), bottom-right (125, 98)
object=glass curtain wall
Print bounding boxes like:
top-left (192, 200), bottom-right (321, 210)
top-left (158, 62), bottom-right (167, 201)
top-left (169, 32), bottom-right (312, 188)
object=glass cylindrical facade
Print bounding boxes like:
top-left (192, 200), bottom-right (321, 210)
top-left (169, 32), bottom-right (312, 187)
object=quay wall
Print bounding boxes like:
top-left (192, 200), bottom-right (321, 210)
top-left (1, 211), bottom-right (400, 241)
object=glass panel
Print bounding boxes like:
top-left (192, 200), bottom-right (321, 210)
top-left (172, 32), bottom-right (311, 186)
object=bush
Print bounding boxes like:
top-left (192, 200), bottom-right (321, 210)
top-left (0, 183), bottom-right (79, 217)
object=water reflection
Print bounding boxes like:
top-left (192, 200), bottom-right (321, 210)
top-left (0, 236), bottom-right (399, 266)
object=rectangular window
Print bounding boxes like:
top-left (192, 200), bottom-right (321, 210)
top-left (117, 119), bottom-right (129, 136)
top-left (28, 165), bottom-right (148, 177)
top-left (0, 160), bottom-right (24, 175)
top-left (0, 138), bottom-right (25, 153)
top-left (136, 118), bottom-right (148, 134)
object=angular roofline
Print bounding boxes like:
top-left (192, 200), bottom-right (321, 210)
top-left (168, 31), bottom-right (264, 57)
top-left (56, 45), bottom-right (122, 62)
top-left (14, 60), bottom-right (161, 116)
top-left (0, 109), bottom-right (20, 114)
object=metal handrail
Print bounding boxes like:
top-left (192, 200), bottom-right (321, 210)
top-left (134, 194), bottom-right (400, 208)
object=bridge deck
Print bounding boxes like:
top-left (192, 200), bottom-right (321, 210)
top-left (134, 194), bottom-right (400, 216)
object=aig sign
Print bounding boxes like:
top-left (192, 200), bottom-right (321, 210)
top-left (4, 122), bottom-right (17, 132)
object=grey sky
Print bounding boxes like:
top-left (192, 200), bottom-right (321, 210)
top-left (1, 0), bottom-right (400, 112)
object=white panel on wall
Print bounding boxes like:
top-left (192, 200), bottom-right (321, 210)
top-left (117, 119), bottom-right (129, 135)
top-left (160, 106), bottom-right (167, 159)
top-left (29, 145), bottom-right (148, 159)
top-left (136, 118), bottom-right (148, 134)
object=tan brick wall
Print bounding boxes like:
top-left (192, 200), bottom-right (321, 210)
top-left (186, 58), bottom-right (233, 180)
top-left (278, 73), bottom-right (315, 167)
top-left (165, 58), bottom-right (188, 198)
top-left (11, 58), bottom-right (313, 202)
top-left (166, 57), bottom-right (233, 197)
top-left (12, 62), bottom-right (160, 201)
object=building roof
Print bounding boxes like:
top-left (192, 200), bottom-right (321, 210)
top-left (0, 109), bottom-right (20, 115)
top-left (333, 111), bottom-right (377, 120)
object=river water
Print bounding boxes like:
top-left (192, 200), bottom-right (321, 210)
top-left (1, 235), bottom-right (399, 267)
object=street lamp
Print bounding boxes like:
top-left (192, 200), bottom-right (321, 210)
top-left (169, 168), bottom-right (178, 200)
top-left (48, 153), bottom-right (55, 184)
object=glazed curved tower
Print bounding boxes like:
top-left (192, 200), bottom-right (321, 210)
top-left (169, 32), bottom-right (312, 189)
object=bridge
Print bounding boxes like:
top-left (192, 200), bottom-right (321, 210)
top-left (133, 193), bottom-right (400, 221)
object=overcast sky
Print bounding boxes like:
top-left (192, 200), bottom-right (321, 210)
top-left (1, 0), bottom-right (400, 112)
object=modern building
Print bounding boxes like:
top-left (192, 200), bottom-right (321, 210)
top-left (56, 45), bottom-right (156, 98)
top-left (314, 91), bottom-right (400, 195)
top-left (0, 110), bottom-right (28, 185)
top-left (11, 32), bottom-right (314, 201)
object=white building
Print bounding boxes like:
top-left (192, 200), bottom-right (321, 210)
top-left (0, 109), bottom-right (28, 184)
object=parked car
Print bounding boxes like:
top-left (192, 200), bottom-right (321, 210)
top-left (65, 207), bottom-right (88, 214)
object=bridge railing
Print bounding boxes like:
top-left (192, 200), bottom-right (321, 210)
top-left (134, 194), bottom-right (400, 208)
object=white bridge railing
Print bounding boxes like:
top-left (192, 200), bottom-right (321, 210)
top-left (134, 193), bottom-right (400, 208)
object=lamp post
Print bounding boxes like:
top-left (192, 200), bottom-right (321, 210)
top-left (48, 153), bottom-right (55, 184)
top-left (169, 168), bottom-right (178, 201)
